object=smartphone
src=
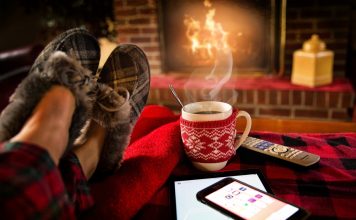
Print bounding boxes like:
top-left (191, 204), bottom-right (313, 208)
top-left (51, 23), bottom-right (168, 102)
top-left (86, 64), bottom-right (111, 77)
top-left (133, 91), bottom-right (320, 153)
top-left (196, 178), bottom-right (309, 220)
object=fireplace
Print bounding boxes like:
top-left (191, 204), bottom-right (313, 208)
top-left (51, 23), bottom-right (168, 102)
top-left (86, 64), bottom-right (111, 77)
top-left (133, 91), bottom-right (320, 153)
top-left (114, 0), bottom-right (355, 121)
top-left (158, 0), bottom-right (285, 75)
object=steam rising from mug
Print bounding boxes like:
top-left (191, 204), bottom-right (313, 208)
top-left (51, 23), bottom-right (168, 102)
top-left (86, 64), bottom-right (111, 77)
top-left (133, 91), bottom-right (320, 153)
top-left (183, 48), bottom-right (238, 108)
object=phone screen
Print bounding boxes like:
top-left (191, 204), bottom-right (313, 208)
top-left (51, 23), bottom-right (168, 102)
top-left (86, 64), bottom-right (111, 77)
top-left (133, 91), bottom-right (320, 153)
top-left (172, 170), bottom-right (275, 220)
top-left (204, 180), bottom-right (299, 220)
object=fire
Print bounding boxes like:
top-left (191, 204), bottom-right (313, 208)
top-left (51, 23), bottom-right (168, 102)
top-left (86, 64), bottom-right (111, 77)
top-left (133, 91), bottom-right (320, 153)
top-left (184, 0), bottom-right (230, 60)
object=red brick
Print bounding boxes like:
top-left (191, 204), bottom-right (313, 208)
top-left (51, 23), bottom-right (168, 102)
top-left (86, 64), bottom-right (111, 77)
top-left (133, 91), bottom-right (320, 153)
top-left (114, 0), bottom-right (129, 8)
top-left (127, 0), bottom-right (149, 7)
top-left (140, 8), bottom-right (157, 15)
top-left (281, 90), bottom-right (290, 105)
top-left (236, 90), bottom-right (244, 104)
top-left (151, 55), bottom-right (161, 61)
top-left (129, 18), bottom-right (151, 25)
top-left (341, 93), bottom-right (353, 108)
top-left (117, 27), bottom-right (140, 34)
top-left (116, 8), bottom-right (137, 16)
top-left (257, 90), bottom-right (266, 104)
top-left (331, 110), bottom-right (351, 120)
top-left (315, 92), bottom-right (327, 107)
top-left (141, 27), bottom-right (158, 33)
top-left (149, 64), bottom-right (161, 70)
top-left (292, 91), bottom-right (302, 105)
top-left (328, 92), bottom-right (341, 108)
top-left (222, 89), bottom-right (238, 105)
top-left (142, 46), bottom-right (160, 52)
top-left (117, 36), bottom-right (129, 42)
top-left (269, 90), bottom-right (278, 105)
top-left (131, 37), bottom-right (151, 43)
top-left (245, 90), bottom-right (254, 104)
top-left (259, 108), bottom-right (291, 117)
top-left (116, 19), bottom-right (127, 25)
top-left (295, 109), bottom-right (328, 118)
top-left (304, 91), bottom-right (314, 106)
top-left (240, 107), bottom-right (255, 116)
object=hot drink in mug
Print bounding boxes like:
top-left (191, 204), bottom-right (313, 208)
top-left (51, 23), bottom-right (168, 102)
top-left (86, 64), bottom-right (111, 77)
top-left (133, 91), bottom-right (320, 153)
top-left (180, 101), bottom-right (252, 171)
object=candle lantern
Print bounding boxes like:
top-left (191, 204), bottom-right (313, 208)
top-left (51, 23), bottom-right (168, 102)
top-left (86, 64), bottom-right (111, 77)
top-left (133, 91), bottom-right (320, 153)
top-left (291, 34), bottom-right (334, 87)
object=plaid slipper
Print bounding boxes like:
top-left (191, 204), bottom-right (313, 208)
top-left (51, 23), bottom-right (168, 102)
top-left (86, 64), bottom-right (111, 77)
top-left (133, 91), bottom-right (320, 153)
top-left (92, 44), bottom-right (150, 175)
top-left (98, 44), bottom-right (150, 125)
top-left (31, 27), bottom-right (100, 75)
top-left (0, 28), bottom-right (100, 151)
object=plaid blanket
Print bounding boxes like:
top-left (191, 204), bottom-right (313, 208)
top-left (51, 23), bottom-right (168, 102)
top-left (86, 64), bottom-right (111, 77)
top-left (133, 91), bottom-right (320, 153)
top-left (87, 105), bottom-right (356, 220)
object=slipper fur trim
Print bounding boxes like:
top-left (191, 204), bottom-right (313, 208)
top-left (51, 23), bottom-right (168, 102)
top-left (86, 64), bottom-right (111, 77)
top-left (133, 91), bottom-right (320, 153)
top-left (0, 52), bottom-right (95, 151)
top-left (92, 84), bottom-right (131, 129)
top-left (91, 83), bottom-right (132, 176)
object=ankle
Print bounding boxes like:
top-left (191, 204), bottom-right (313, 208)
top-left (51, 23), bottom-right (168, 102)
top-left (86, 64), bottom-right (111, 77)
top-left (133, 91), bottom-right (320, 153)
top-left (11, 86), bottom-right (76, 164)
top-left (73, 121), bottom-right (107, 179)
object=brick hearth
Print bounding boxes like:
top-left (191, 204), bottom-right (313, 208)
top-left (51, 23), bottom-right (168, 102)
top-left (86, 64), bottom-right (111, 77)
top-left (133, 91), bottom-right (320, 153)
top-left (148, 75), bottom-right (354, 121)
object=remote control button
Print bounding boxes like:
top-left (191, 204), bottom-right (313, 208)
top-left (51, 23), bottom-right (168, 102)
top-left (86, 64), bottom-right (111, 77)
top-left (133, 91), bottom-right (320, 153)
top-left (272, 145), bottom-right (288, 153)
top-left (256, 141), bottom-right (274, 150)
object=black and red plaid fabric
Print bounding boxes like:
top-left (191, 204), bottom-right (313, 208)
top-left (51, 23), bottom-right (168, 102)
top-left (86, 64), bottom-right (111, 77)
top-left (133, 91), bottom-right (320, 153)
top-left (58, 152), bottom-right (94, 215)
top-left (0, 142), bottom-right (93, 219)
top-left (134, 131), bottom-right (356, 220)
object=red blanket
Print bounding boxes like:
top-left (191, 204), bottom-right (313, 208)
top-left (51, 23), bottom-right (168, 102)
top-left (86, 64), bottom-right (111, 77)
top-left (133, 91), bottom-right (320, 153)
top-left (87, 105), bottom-right (356, 220)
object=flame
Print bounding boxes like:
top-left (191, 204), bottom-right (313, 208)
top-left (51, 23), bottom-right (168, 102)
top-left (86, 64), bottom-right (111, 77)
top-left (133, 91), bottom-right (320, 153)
top-left (183, 0), bottom-right (238, 105)
top-left (184, 0), bottom-right (230, 59)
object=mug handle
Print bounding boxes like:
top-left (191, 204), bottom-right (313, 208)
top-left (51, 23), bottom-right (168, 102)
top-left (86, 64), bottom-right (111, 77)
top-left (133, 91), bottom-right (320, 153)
top-left (234, 110), bottom-right (252, 150)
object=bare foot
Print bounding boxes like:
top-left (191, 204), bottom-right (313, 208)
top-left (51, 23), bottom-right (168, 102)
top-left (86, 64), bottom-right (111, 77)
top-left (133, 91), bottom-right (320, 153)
top-left (11, 86), bottom-right (75, 165)
top-left (73, 120), bottom-right (106, 179)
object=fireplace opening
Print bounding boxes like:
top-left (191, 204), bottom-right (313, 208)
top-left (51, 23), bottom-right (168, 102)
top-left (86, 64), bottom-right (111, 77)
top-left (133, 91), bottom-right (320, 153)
top-left (158, 0), bottom-right (285, 75)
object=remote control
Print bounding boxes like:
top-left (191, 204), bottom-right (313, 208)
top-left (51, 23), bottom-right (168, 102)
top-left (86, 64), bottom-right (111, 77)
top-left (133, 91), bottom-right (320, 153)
top-left (240, 136), bottom-right (320, 167)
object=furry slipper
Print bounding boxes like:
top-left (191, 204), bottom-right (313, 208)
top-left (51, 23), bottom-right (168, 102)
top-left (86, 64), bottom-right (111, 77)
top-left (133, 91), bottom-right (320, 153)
top-left (0, 52), bottom-right (97, 151)
top-left (92, 44), bottom-right (151, 176)
top-left (0, 27), bottom-right (100, 147)
top-left (91, 84), bottom-right (131, 175)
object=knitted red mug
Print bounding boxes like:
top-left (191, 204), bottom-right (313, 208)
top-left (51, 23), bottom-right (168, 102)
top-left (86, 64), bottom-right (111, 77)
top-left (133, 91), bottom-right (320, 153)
top-left (180, 101), bottom-right (252, 171)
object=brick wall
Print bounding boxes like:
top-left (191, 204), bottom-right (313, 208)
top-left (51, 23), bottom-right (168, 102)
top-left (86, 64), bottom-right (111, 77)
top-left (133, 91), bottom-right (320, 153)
top-left (285, 0), bottom-right (352, 76)
top-left (114, 0), bottom-right (161, 74)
